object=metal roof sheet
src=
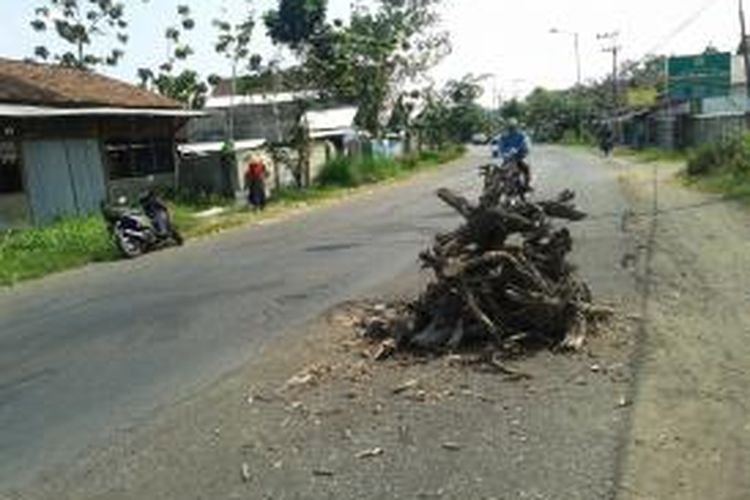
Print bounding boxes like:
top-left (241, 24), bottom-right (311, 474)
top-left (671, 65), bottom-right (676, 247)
top-left (0, 104), bottom-right (204, 118)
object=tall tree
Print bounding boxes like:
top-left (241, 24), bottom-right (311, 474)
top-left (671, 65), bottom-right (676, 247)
top-left (137, 4), bottom-right (207, 108)
top-left (302, 0), bottom-right (450, 135)
top-left (414, 86), bottom-right (450, 149)
top-left (264, 0), bottom-right (327, 52)
top-left (213, 2), bottom-right (259, 141)
top-left (213, 3), bottom-right (257, 80)
top-left (443, 74), bottom-right (492, 142)
top-left (30, 0), bottom-right (141, 69)
top-left (414, 75), bottom-right (491, 147)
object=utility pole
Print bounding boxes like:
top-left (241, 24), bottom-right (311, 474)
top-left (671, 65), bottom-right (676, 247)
top-left (270, 57), bottom-right (284, 191)
top-left (740, 0), bottom-right (750, 97)
top-left (491, 73), bottom-right (501, 113)
top-left (574, 32), bottom-right (582, 86)
top-left (550, 28), bottom-right (584, 139)
top-left (598, 31), bottom-right (621, 111)
top-left (229, 61), bottom-right (236, 145)
top-left (550, 28), bottom-right (582, 87)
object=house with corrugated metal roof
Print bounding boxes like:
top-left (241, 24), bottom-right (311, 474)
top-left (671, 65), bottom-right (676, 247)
top-left (180, 88), bottom-right (360, 198)
top-left (0, 58), bottom-right (201, 228)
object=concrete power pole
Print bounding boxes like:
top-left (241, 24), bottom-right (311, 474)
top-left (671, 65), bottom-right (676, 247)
top-left (598, 31), bottom-right (621, 112)
top-left (740, 0), bottom-right (750, 97)
top-left (550, 28), bottom-right (584, 140)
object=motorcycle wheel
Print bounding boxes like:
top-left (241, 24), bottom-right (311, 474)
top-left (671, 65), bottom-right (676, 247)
top-left (115, 227), bottom-right (145, 258)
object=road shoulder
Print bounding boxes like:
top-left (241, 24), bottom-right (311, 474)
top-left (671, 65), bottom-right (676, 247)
top-left (615, 156), bottom-right (750, 499)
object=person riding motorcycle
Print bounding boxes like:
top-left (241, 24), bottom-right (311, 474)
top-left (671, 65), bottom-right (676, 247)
top-left (498, 118), bottom-right (532, 190)
top-left (599, 122), bottom-right (615, 157)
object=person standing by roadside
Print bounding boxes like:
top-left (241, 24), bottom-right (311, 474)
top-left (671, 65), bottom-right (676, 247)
top-left (244, 155), bottom-right (267, 211)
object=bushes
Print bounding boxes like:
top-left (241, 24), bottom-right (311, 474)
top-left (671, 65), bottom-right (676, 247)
top-left (317, 146), bottom-right (465, 188)
top-left (317, 155), bottom-right (401, 187)
top-left (684, 134), bottom-right (750, 202)
top-left (687, 134), bottom-right (750, 178)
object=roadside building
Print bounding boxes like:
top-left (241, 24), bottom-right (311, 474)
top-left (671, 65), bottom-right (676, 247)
top-left (189, 91), bottom-right (315, 145)
top-left (178, 139), bottom-right (274, 200)
top-left (181, 90), bottom-right (360, 199)
top-left (0, 58), bottom-right (199, 228)
top-left (617, 52), bottom-right (750, 150)
top-left (303, 106), bottom-right (360, 180)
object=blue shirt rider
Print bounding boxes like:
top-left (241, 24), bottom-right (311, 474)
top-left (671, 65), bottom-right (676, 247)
top-left (497, 118), bottom-right (532, 189)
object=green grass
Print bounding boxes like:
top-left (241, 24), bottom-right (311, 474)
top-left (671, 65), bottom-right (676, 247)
top-left (317, 146), bottom-right (466, 188)
top-left (614, 146), bottom-right (688, 164)
top-left (0, 147), bottom-right (466, 287)
top-left (0, 216), bottom-right (119, 286)
top-left (681, 135), bottom-right (750, 204)
top-left (176, 146), bottom-right (467, 239)
top-left (683, 171), bottom-right (750, 205)
top-left (170, 186), bottom-right (350, 239)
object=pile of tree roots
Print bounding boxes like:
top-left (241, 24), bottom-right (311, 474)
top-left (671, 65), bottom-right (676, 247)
top-left (361, 164), bottom-right (612, 357)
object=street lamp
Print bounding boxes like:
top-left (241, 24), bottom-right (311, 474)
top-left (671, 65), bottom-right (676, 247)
top-left (549, 28), bottom-right (581, 86)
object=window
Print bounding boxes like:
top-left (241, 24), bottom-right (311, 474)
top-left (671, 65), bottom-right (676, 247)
top-left (106, 140), bottom-right (175, 180)
top-left (0, 141), bottom-right (23, 194)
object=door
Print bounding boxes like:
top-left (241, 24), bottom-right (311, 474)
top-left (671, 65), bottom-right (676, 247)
top-left (66, 139), bottom-right (106, 215)
top-left (23, 140), bottom-right (77, 225)
top-left (22, 139), bottom-right (107, 225)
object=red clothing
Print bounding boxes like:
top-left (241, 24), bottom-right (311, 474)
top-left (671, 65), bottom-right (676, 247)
top-left (246, 160), bottom-right (266, 181)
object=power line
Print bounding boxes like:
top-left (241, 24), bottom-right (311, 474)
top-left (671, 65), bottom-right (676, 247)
top-left (593, 0), bottom-right (727, 97)
top-left (645, 0), bottom-right (725, 55)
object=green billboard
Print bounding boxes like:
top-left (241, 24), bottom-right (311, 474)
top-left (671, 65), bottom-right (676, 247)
top-left (667, 52), bottom-right (732, 100)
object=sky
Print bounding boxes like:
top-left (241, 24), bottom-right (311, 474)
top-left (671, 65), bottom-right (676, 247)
top-left (0, 0), bottom-right (741, 105)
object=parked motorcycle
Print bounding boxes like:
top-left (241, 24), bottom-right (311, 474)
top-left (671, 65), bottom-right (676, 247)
top-left (101, 191), bottom-right (183, 258)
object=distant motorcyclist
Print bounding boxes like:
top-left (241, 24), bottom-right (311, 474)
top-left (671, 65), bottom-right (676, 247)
top-left (599, 122), bottom-right (614, 157)
top-left (498, 118), bottom-right (532, 189)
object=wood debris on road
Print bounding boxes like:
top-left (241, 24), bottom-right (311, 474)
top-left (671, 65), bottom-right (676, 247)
top-left (356, 447), bottom-right (385, 459)
top-left (356, 163), bottom-right (614, 360)
top-left (241, 462), bottom-right (251, 483)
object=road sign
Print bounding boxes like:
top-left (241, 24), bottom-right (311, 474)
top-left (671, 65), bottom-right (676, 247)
top-left (667, 52), bottom-right (732, 100)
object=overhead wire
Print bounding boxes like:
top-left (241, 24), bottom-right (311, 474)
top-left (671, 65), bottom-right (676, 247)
top-left (644, 0), bottom-right (727, 57)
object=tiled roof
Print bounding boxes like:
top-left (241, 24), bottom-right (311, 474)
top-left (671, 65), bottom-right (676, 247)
top-left (0, 58), bottom-right (179, 109)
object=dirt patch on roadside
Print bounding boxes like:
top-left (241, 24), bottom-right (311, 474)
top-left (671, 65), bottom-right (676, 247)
top-left (615, 161), bottom-right (750, 500)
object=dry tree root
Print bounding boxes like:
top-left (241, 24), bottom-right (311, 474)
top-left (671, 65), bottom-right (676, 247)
top-left (358, 166), bottom-right (613, 363)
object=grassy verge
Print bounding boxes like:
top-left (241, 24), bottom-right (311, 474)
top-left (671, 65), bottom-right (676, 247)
top-left (317, 146), bottom-right (466, 187)
top-left (564, 144), bottom-right (688, 163)
top-left (683, 171), bottom-right (750, 204)
top-left (173, 145), bottom-right (466, 238)
top-left (614, 146), bottom-right (688, 164)
top-left (169, 186), bottom-right (347, 239)
top-left (681, 134), bottom-right (750, 204)
top-left (0, 216), bottom-right (119, 286)
top-left (0, 146), bottom-right (465, 287)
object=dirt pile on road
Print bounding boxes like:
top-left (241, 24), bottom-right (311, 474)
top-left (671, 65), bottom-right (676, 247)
top-left (359, 163), bottom-right (612, 359)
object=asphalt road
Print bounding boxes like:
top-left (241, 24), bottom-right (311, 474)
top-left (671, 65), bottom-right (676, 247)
top-left (0, 146), bottom-right (636, 494)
